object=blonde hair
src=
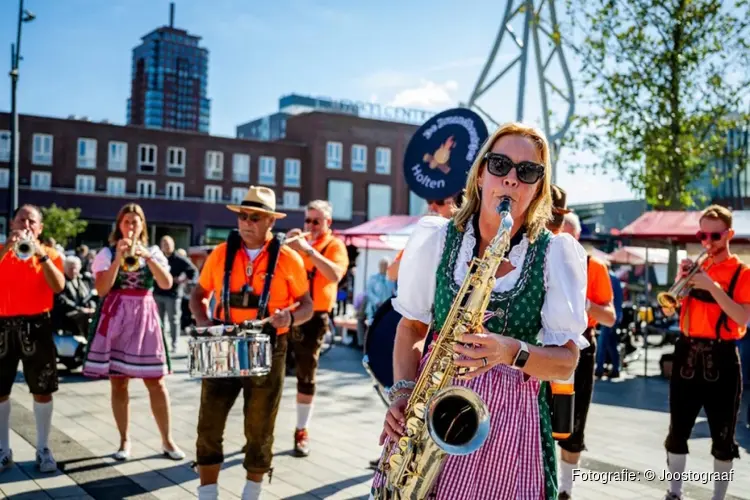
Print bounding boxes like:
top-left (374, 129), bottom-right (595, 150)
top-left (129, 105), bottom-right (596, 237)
top-left (700, 204), bottom-right (732, 228)
top-left (453, 122), bottom-right (553, 242)
top-left (306, 200), bottom-right (333, 220)
top-left (109, 203), bottom-right (149, 246)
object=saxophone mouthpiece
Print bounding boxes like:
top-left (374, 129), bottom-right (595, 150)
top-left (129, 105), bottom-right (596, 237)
top-left (497, 196), bottom-right (511, 216)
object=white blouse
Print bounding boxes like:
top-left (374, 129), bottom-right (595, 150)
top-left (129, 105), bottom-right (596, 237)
top-left (392, 216), bottom-right (590, 348)
top-left (91, 246), bottom-right (170, 274)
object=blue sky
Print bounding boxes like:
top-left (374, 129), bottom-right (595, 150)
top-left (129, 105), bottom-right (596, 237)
top-left (0, 0), bottom-right (636, 204)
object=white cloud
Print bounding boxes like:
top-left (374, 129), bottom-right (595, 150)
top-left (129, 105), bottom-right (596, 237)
top-left (388, 80), bottom-right (459, 109)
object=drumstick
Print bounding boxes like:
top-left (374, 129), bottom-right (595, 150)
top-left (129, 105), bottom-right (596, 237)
top-left (285, 232), bottom-right (311, 245)
top-left (257, 301), bottom-right (301, 326)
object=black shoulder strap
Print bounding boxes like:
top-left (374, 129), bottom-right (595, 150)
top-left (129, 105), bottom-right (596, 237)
top-left (257, 233), bottom-right (285, 321)
top-left (221, 230), bottom-right (242, 325)
top-left (308, 240), bottom-right (334, 300)
top-left (715, 263), bottom-right (746, 339)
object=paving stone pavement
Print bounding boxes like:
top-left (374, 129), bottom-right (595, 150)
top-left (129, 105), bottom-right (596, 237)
top-left (1, 337), bottom-right (749, 500)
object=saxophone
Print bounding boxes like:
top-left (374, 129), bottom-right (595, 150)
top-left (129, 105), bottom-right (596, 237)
top-left (375, 197), bottom-right (514, 500)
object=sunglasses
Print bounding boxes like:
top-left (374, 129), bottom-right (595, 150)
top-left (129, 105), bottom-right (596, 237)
top-left (696, 230), bottom-right (727, 241)
top-left (238, 212), bottom-right (264, 223)
top-left (483, 153), bottom-right (545, 184)
top-left (305, 218), bottom-right (321, 226)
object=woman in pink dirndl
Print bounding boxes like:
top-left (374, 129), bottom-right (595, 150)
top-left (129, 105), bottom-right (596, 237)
top-left (83, 203), bottom-right (185, 461)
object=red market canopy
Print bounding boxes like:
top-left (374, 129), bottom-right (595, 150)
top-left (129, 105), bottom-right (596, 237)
top-left (619, 210), bottom-right (750, 242)
top-left (335, 215), bottom-right (422, 250)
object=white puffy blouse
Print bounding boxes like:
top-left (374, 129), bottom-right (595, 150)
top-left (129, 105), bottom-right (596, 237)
top-left (91, 246), bottom-right (170, 274)
top-left (392, 216), bottom-right (590, 349)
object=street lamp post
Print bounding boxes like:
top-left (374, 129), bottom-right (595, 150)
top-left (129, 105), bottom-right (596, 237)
top-left (7, 0), bottom-right (35, 222)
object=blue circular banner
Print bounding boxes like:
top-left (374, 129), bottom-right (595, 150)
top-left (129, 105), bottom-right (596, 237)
top-left (403, 107), bottom-right (489, 200)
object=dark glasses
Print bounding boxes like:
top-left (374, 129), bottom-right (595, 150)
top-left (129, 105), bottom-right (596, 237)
top-left (238, 212), bottom-right (263, 223)
top-left (696, 230), bottom-right (726, 241)
top-left (484, 153), bottom-right (545, 184)
top-left (305, 218), bottom-right (321, 226)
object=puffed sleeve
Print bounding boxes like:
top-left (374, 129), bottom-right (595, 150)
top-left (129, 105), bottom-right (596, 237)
top-left (391, 216), bottom-right (449, 325)
top-left (91, 247), bottom-right (114, 274)
top-left (539, 233), bottom-right (590, 348)
top-left (147, 246), bottom-right (170, 271)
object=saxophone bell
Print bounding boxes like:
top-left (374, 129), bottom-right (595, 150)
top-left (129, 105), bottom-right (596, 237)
top-left (426, 386), bottom-right (490, 456)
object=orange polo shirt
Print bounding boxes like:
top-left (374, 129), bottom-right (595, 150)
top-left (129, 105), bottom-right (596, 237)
top-left (587, 256), bottom-right (614, 328)
top-left (0, 245), bottom-right (64, 317)
top-left (198, 238), bottom-right (309, 334)
top-left (298, 232), bottom-right (349, 312)
top-left (680, 255), bottom-right (750, 341)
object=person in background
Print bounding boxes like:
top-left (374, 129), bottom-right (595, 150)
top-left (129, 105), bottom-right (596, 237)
top-left (0, 205), bottom-right (65, 474)
top-left (55, 255), bottom-right (98, 336)
top-left (596, 264), bottom-right (625, 378)
top-left (365, 258), bottom-right (396, 325)
top-left (154, 235), bottom-right (198, 353)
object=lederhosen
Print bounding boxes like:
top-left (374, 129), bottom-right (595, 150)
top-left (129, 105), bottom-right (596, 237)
top-left (289, 239), bottom-right (333, 395)
top-left (195, 230), bottom-right (289, 474)
top-left (557, 255), bottom-right (597, 454)
top-left (664, 264), bottom-right (744, 461)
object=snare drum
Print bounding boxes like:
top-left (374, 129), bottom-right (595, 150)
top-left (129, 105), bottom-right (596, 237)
top-left (188, 327), bottom-right (272, 378)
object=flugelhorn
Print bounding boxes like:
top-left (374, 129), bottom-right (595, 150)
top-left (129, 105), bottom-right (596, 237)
top-left (121, 231), bottom-right (141, 272)
top-left (13, 231), bottom-right (35, 261)
top-left (656, 249), bottom-right (710, 310)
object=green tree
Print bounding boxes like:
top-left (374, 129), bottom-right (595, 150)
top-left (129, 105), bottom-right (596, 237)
top-left (40, 204), bottom-right (88, 249)
top-left (563, 0), bottom-right (750, 209)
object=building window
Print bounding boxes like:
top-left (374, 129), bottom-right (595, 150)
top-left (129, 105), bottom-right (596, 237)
top-left (283, 191), bottom-right (300, 208)
top-left (166, 181), bottom-right (184, 200)
top-left (326, 141), bottom-right (342, 169)
top-left (284, 159), bottom-right (301, 187)
top-left (231, 187), bottom-right (247, 204)
top-left (259, 156), bottom-right (276, 185)
top-left (77, 138), bottom-right (97, 169)
top-left (30, 171), bottom-right (51, 191)
top-left (75, 174), bottom-right (96, 194)
top-left (351, 145), bottom-right (367, 173)
top-left (205, 151), bottom-right (223, 180)
top-left (166, 147), bottom-right (186, 176)
top-left (204, 185), bottom-right (222, 203)
top-left (0, 168), bottom-right (8, 188)
top-left (376, 147), bottom-right (392, 175)
top-left (108, 141), bottom-right (127, 171)
top-left (138, 144), bottom-right (157, 174)
top-left (368, 184), bottom-right (392, 220)
top-left (137, 179), bottom-right (156, 198)
top-left (409, 190), bottom-right (427, 216)
top-left (32, 134), bottom-right (53, 166)
top-left (107, 177), bottom-right (126, 196)
top-left (0, 217), bottom-right (5, 244)
top-left (327, 180), bottom-right (353, 220)
top-left (232, 154), bottom-right (250, 183)
top-left (0, 130), bottom-right (10, 162)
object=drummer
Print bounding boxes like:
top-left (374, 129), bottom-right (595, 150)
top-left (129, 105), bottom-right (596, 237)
top-left (285, 200), bottom-right (349, 457)
top-left (189, 186), bottom-right (313, 500)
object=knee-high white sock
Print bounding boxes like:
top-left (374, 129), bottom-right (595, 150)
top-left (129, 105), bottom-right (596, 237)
top-left (197, 483), bottom-right (219, 500)
top-left (712, 459), bottom-right (733, 500)
top-left (33, 401), bottom-right (53, 451)
top-left (296, 402), bottom-right (313, 430)
top-left (667, 452), bottom-right (687, 496)
top-left (0, 400), bottom-right (10, 450)
top-left (241, 479), bottom-right (262, 500)
top-left (558, 460), bottom-right (575, 494)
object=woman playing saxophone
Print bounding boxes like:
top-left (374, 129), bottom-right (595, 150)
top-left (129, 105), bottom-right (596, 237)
top-left (371, 123), bottom-right (589, 500)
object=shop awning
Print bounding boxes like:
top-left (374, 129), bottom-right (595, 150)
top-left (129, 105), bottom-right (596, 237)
top-left (619, 210), bottom-right (750, 241)
top-left (335, 215), bottom-right (422, 250)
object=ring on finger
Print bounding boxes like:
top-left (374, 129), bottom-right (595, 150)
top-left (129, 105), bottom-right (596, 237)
top-left (481, 357), bottom-right (488, 367)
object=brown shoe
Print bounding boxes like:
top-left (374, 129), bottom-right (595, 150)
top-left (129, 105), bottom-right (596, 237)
top-left (294, 428), bottom-right (310, 457)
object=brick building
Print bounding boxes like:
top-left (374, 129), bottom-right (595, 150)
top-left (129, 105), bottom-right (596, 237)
top-left (0, 111), bottom-right (419, 249)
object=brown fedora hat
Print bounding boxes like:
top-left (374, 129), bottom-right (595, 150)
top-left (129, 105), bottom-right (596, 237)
top-left (226, 186), bottom-right (287, 219)
top-left (551, 184), bottom-right (571, 215)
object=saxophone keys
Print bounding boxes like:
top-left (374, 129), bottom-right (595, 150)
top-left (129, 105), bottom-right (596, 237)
top-left (398, 436), bottom-right (411, 452)
top-left (406, 417), bottom-right (422, 435)
top-left (412, 401), bottom-right (426, 419)
top-left (389, 453), bottom-right (405, 470)
top-left (431, 371), bottom-right (445, 385)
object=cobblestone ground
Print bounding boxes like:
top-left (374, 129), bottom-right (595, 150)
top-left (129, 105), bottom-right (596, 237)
top-left (1, 337), bottom-right (749, 500)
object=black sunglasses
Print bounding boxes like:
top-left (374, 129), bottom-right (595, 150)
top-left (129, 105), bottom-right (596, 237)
top-left (238, 212), bottom-right (264, 223)
top-left (305, 218), bottom-right (321, 226)
top-left (483, 153), bottom-right (545, 184)
top-left (696, 230), bottom-right (727, 241)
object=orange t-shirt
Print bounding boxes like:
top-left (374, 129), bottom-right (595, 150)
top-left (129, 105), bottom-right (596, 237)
top-left (0, 245), bottom-right (64, 317)
top-left (197, 238), bottom-right (309, 334)
top-left (680, 255), bottom-right (750, 341)
top-left (298, 233), bottom-right (349, 312)
top-left (587, 256), bottom-right (614, 328)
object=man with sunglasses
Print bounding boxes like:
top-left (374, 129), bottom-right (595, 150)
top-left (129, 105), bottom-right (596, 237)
top-left (285, 200), bottom-right (349, 457)
top-left (660, 205), bottom-right (749, 500)
top-left (547, 186), bottom-right (616, 500)
top-left (190, 187), bottom-right (314, 500)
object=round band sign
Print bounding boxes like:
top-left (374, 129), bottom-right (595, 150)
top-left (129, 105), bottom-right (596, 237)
top-left (403, 108), bottom-right (489, 200)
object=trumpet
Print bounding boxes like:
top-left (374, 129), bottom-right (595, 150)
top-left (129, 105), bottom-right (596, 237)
top-left (13, 231), bottom-right (36, 261)
top-left (121, 231), bottom-right (141, 272)
top-left (285, 231), bottom-right (311, 245)
top-left (656, 249), bottom-right (710, 310)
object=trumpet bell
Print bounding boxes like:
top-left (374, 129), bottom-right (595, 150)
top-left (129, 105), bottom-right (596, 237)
top-left (426, 386), bottom-right (490, 456)
top-left (121, 255), bottom-right (140, 272)
top-left (657, 291), bottom-right (679, 310)
top-left (14, 240), bottom-right (34, 261)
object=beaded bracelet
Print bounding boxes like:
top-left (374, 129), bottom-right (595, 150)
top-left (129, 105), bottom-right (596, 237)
top-left (386, 380), bottom-right (416, 403)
